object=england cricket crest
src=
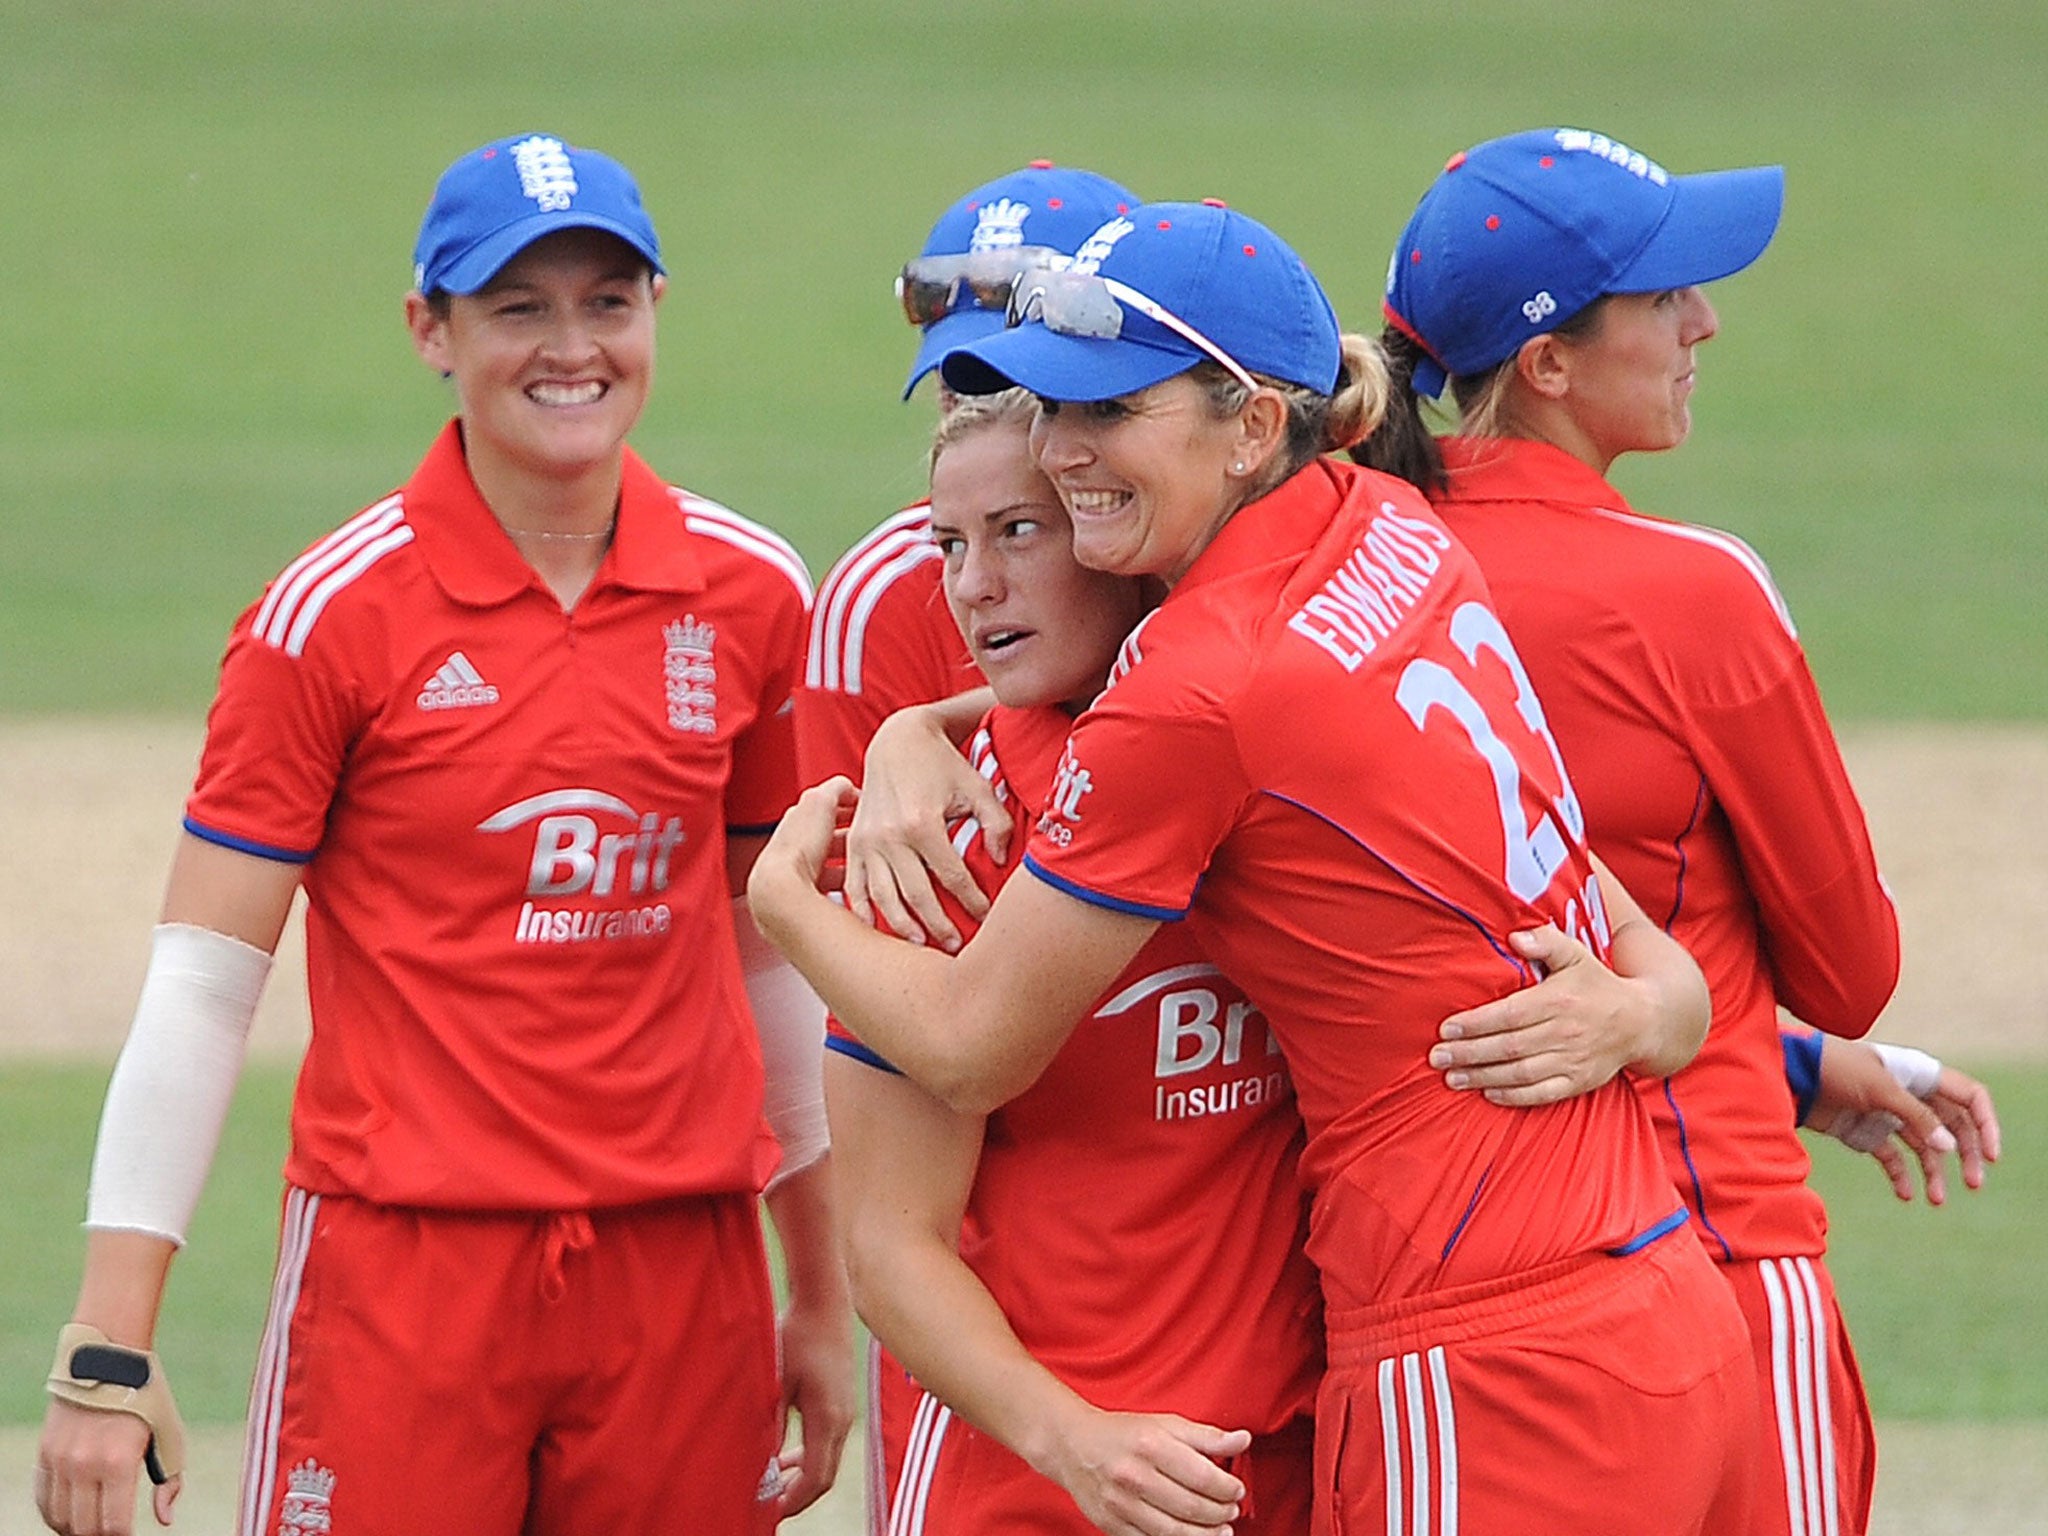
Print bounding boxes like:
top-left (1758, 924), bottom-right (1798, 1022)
top-left (971, 197), bottom-right (1032, 252)
top-left (278, 1458), bottom-right (336, 1535)
top-left (664, 615), bottom-right (718, 735)
top-left (1071, 216), bottom-right (1136, 275)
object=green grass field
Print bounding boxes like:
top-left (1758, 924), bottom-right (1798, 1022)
top-left (2, 0), bottom-right (2043, 716)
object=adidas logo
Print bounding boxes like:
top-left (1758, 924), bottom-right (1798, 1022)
top-left (416, 651), bottom-right (501, 711)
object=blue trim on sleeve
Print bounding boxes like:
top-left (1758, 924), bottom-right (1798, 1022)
top-left (1607, 1207), bottom-right (1690, 1257)
top-left (727, 820), bottom-right (782, 838)
top-left (182, 816), bottom-right (316, 865)
top-left (1782, 1030), bottom-right (1824, 1126)
top-left (1022, 855), bottom-right (1187, 923)
top-left (825, 1034), bottom-right (903, 1076)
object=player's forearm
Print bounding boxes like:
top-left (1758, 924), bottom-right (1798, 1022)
top-left (849, 1225), bottom-right (1098, 1481)
top-left (68, 1231), bottom-right (178, 1349)
top-left (750, 871), bottom-right (1045, 1113)
top-left (880, 688), bottom-right (998, 751)
top-left (762, 1155), bottom-right (849, 1317)
top-left (1606, 916), bottom-right (1709, 1077)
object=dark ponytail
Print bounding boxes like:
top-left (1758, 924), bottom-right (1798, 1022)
top-left (1348, 326), bottom-right (1448, 496)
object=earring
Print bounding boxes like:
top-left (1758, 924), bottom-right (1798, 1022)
top-left (1232, 461), bottom-right (1245, 474)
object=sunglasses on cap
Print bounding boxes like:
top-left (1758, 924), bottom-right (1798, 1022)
top-left (1006, 269), bottom-right (1259, 393)
top-left (896, 246), bottom-right (1069, 328)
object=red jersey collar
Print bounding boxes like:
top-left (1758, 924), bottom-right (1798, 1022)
top-left (1173, 457), bottom-right (1356, 593)
top-left (400, 421), bottom-right (706, 607)
top-left (1436, 435), bottom-right (1635, 513)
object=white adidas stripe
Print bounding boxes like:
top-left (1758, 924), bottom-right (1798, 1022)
top-left (1376, 1345), bottom-right (1459, 1535)
top-left (256, 499), bottom-right (412, 656)
top-left (254, 498), bottom-right (401, 642)
top-left (239, 1187), bottom-right (320, 1536)
top-left (1795, 1258), bottom-right (1841, 1536)
top-left (1583, 505), bottom-right (1798, 639)
top-left (280, 526), bottom-right (415, 658)
top-left (445, 650), bottom-right (486, 687)
top-left (1761, 1255), bottom-right (1840, 1536)
top-left (675, 490), bottom-right (813, 606)
top-left (806, 511), bottom-right (941, 692)
top-left (887, 1390), bottom-right (952, 1536)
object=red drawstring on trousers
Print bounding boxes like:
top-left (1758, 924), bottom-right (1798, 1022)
top-left (539, 1211), bottom-right (596, 1302)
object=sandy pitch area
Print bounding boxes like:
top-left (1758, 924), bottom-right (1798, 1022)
top-left (3, 717), bottom-right (2043, 1064)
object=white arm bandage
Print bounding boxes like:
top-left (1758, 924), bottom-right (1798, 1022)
top-left (733, 896), bottom-right (829, 1189)
top-left (86, 923), bottom-right (272, 1245)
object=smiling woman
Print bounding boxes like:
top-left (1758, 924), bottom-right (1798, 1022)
top-left (406, 227), bottom-right (665, 606)
top-left (31, 133), bottom-right (853, 1536)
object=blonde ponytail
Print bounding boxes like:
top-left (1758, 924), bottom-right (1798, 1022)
top-left (1321, 332), bottom-right (1392, 453)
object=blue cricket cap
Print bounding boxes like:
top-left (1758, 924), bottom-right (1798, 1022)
top-left (942, 200), bottom-right (1341, 403)
top-left (413, 133), bottom-right (664, 296)
top-left (901, 162), bottom-right (1139, 398)
top-left (1384, 128), bottom-right (1783, 397)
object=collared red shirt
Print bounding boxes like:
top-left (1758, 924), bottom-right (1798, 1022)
top-left (1026, 457), bottom-right (1680, 1313)
top-left (1434, 435), bottom-right (1898, 1260)
top-left (829, 701), bottom-right (1320, 1431)
top-left (187, 421), bottom-right (812, 1209)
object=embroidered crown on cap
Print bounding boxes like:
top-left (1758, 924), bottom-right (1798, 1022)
top-left (972, 198), bottom-right (1032, 252)
top-left (510, 135), bottom-right (579, 212)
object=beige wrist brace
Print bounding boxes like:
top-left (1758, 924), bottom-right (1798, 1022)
top-left (46, 1323), bottom-right (186, 1484)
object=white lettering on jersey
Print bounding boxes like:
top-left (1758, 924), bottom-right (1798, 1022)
top-left (1286, 505), bottom-right (1454, 672)
top-left (1093, 962), bottom-right (1289, 1123)
top-left (1396, 601), bottom-right (1600, 925)
top-left (478, 789), bottom-right (686, 944)
top-left (1047, 746), bottom-right (1095, 823)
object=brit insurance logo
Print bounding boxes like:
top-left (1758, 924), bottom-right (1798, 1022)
top-left (478, 789), bottom-right (684, 944)
top-left (665, 615), bottom-right (718, 735)
top-left (1035, 744), bottom-right (1095, 849)
top-left (1092, 962), bottom-right (1289, 1123)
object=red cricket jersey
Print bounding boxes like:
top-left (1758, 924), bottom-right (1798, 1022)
top-left (796, 503), bottom-right (983, 785)
top-left (1432, 436), bottom-right (1899, 1260)
top-left (185, 421), bottom-right (812, 1210)
top-left (830, 703), bottom-right (1321, 1433)
top-left (1026, 458), bottom-right (1684, 1314)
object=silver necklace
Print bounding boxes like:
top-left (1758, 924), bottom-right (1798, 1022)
top-left (500, 519), bottom-right (616, 542)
